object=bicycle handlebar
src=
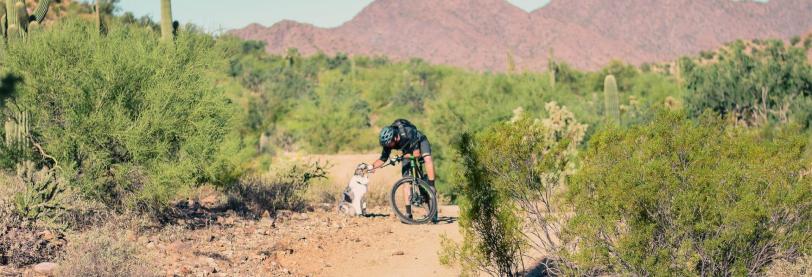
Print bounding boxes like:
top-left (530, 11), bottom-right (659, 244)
top-left (370, 155), bottom-right (424, 173)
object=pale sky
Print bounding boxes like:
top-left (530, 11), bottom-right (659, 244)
top-left (116, 0), bottom-right (553, 33)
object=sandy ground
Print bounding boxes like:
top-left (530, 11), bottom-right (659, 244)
top-left (1, 153), bottom-right (463, 277)
top-left (279, 153), bottom-right (463, 276)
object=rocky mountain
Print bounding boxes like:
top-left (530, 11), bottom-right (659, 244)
top-left (231, 0), bottom-right (812, 71)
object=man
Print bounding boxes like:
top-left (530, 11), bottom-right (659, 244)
top-left (371, 119), bottom-right (436, 220)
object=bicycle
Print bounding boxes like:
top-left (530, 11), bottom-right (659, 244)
top-left (375, 155), bottom-right (438, 224)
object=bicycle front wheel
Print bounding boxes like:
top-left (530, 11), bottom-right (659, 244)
top-left (389, 177), bottom-right (437, 224)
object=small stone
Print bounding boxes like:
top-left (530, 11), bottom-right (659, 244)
top-left (38, 231), bottom-right (55, 241)
top-left (201, 195), bottom-right (218, 207)
top-left (33, 262), bottom-right (58, 276)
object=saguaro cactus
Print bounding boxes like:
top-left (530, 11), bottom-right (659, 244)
top-left (604, 74), bottom-right (620, 123)
top-left (160, 0), bottom-right (173, 41)
top-left (2, 0), bottom-right (51, 42)
top-left (4, 109), bottom-right (29, 151)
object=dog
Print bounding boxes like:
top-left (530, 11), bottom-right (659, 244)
top-left (338, 163), bottom-right (371, 216)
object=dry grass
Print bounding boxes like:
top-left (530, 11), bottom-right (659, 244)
top-left (298, 153), bottom-right (403, 209)
top-left (227, 161), bottom-right (328, 215)
top-left (765, 256), bottom-right (812, 277)
top-left (56, 219), bottom-right (159, 277)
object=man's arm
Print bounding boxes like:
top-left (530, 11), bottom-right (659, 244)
top-left (372, 147), bottom-right (392, 171)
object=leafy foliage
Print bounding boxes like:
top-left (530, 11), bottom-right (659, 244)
top-left (682, 40), bottom-right (812, 127)
top-left (566, 111), bottom-right (812, 276)
top-left (1, 19), bottom-right (236, 212)
top-left (445, 103), bottom-right (586, 276)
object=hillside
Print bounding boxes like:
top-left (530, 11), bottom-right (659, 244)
top-left (231, 0), bottom-right (812, 71)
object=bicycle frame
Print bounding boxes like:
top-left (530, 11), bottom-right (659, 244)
top-left (384, 155), bottom-right (428, 206)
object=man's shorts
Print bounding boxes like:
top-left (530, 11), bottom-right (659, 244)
top-left (401, 138), bottom-right (432, 177)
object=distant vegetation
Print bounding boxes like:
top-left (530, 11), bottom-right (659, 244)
top-left (1, 2), bottom-right (811, 275)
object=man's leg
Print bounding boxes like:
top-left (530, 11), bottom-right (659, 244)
top-left (419, 139), bottom-right (438, 223)
top-left (401, 159), bottom-right (412, 219)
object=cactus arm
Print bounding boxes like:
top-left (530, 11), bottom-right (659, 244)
top-left (6, 22), bottom-right (17, 41)
top-left (160, 0), bottom-right (173, 41)
top-left (32, 0), bottom-right (49, 23)
top-left (14, 0), bottom-right (25, 32)
top-left (604, 74), bottom-right (620, 123)
top-left (6, 0), bottom-right (17, 31)
top-left (1, 4), bottom-right (5, 36)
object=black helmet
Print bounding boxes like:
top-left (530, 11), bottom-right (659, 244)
top-left (379, 126), bottom-right (396, 147)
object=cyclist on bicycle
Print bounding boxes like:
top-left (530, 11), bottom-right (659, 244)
top-left (371, 119), bottom-right (436, 220)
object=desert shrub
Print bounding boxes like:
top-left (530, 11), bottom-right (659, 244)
top-left (682, 40), bottom-right (812, 127)
top-left (1, 18), bottom-right (236, 212)
top-left (444, 103), bottom-right (586, 276)
top-left (765, 255), bottom-right (812, 276)
top-left (228, 162), bottom-right (327, 215)
top-left (283, 71), bottom-right (374, 153)
top-left (56, 223), bottom-right (158, 277)
top-left (566, 111), bottom-right (812, 276)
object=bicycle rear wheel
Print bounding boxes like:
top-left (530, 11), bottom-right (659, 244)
top-left (389, 177), bottom-right (437, 224)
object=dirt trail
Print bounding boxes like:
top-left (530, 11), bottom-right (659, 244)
top-left (284, 153), bottom-right (463, 276)
top-left (148, 153), bottom-right (462, 276)
top-left (4, 153), bottom-right (463, 276)
top-left (278, 206), bottom-right (462, 277)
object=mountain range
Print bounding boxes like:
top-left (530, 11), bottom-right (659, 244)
top-left (230, 0), bottom-right (812, 71)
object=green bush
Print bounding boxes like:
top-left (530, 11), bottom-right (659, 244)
top-left (283, 71), bottom-right (374, 153)
top-left (444, 103), bottom-right (586, 276)
top-left (566, 111), bottom-right (812, 276)
top-left (682, 40), bottom-right (812, 127)
top-left (0, 18), bottom-right (236, 212)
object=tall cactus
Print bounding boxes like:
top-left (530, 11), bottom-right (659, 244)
top-left (4, 109), bottom-right (29, 152)
top-left (604, 74), bottom-right (620, 123)
top-left (548, 48), bottom-right (556, 89)
top-left (2, 0), bottom-right (51, 42)
top-left (1, 4), bottom-right (5, 38)
top-left (95, 0), bottom-right (101, 33)
top-left (160, 0), bottom-right (173, 41)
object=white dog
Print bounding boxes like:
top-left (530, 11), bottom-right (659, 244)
top-left (338, 163), bottom-right (370, 216)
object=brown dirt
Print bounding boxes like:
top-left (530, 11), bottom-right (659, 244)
top-left (2, 153), bottom-right (462, 276)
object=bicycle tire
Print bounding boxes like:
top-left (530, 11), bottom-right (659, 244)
top-left (389, 177), bottom-right (438, 224)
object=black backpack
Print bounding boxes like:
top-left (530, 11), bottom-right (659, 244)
top-left (392, 119), bottom-right (415, 137)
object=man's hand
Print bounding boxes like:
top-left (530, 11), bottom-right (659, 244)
top-left (371, 159), bottom-right (385, 173)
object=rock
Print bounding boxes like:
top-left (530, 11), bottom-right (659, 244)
top-left (392, 251), bottom-right (405, 256)
top-left (38, 231), bottom-right (55, 241)
top-left (32, 262), bottom-right (58, 276)
top-left (200, 195), bottom-right (218, 207)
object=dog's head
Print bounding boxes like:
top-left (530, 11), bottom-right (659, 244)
top-left (354, 163), bottom-right (370, 176)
